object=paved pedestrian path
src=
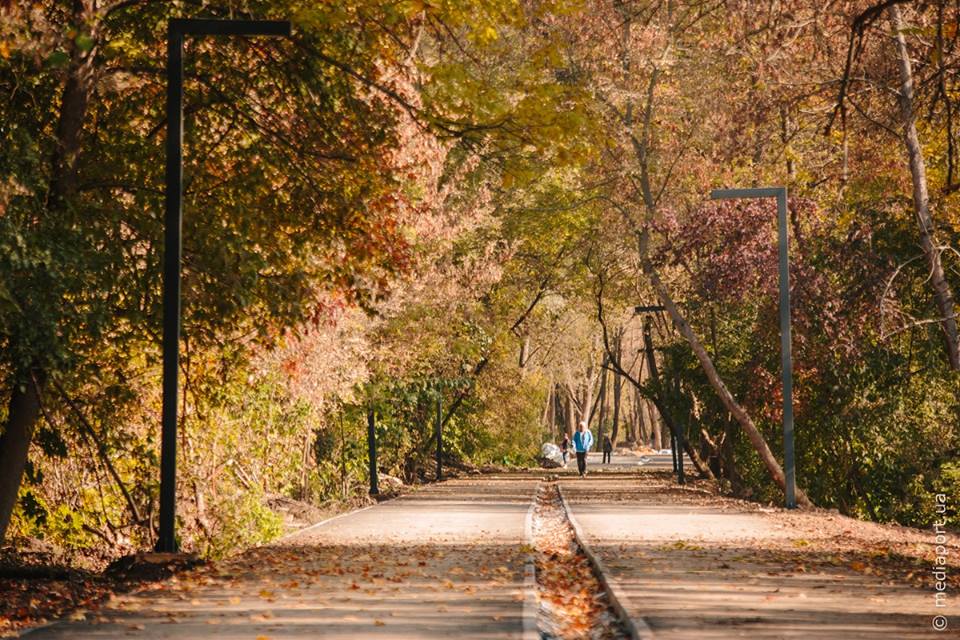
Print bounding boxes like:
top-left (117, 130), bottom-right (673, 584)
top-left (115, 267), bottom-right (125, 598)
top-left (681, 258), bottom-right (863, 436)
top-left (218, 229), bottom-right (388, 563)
top-left (21, 464), bottom-right (952, 639)
top-left (25, 477), bottom-right (538, 639)
top-left (560, 463), bottom-right (942, 639)
top-left (553, 450), bottom-right (691, 474)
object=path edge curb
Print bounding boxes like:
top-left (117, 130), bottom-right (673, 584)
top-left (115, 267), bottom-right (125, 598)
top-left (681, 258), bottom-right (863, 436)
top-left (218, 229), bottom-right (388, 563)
top-left (522, 481), bottom-right (539, 640)
top-left (557, 483), bottom-right (655, 640)
top-left (276, 503), bottom-right (378, 542)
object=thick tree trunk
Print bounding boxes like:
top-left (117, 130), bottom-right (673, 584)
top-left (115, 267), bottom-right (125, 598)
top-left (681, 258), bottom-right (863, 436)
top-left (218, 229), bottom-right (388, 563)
top-left (889, 4), bottom-right (960, 370)
top-left (0, 375), bottom-right (44, 543)
top-left (0, 11), bottom-right (97, 544)
top-left (681, 437), bottom-right (715, 481)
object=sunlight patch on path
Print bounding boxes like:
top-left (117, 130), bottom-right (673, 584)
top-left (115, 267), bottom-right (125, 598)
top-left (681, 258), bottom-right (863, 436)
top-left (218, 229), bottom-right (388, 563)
top-left (24, 478), bottom-right (539, 639)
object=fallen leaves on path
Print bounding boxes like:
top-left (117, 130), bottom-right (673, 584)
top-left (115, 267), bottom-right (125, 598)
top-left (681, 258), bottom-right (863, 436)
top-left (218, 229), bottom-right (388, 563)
top-left (532, 483), bottom-right (627, 640)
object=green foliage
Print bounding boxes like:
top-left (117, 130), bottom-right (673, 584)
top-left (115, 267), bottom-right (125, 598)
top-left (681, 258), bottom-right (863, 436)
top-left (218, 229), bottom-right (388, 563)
top-left (201, 489), bottom-right (284, 560)
top-left (4, 0), bottom-right (959, 565)
top-left (655, 195), bottom-right (960, 525)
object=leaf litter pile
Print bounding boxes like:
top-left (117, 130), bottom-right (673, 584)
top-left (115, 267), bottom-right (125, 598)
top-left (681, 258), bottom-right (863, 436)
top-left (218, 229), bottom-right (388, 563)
top-left (532, 483), bottom-right (628, 640)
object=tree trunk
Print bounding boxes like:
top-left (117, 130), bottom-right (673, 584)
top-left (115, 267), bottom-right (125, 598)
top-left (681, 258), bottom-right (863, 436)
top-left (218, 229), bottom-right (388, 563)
top-left (631, 386), bottom-right (643, 445)
top-left (580, 344), bottom-right (599, 426)
top-left (659, 416), bottom-right (670, 452)
top-left (634, 384), bottom-right (645, 444)
top-left (611, 337), bottom-right (623, 443)
top-left (0, 375), bottom-right (44, 543)
top-left (0, 12), bottom-right (97, 544)
top-left (564, 389), bottom-right (575, 438)
top-left (637, 342), bottom-right (658, 449)
top-left (300, 429), bottom-right (310, 501)
top-left (889, 4), bottom-right (960, 370)
top-left (722, 414), bottom-right (741, 487)
top-left (554, 384), bottom-right (564, 439)
top-left (650, 407), bottom-right (662, 450)
top-left (597, 355), bottom-right (608, 440)
top-left (641, 354), bottom-right (661, 449)
top-left (542, 383), bottom-right (555, 436)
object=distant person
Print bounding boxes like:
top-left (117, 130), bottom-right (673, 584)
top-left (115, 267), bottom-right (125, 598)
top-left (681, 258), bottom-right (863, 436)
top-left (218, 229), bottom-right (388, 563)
top-left (573, 421), bottom-right (594, 477)
top-left (602, 435), bottom-right (613, 464)
top-left (560, 434), bottom-right (570, 465)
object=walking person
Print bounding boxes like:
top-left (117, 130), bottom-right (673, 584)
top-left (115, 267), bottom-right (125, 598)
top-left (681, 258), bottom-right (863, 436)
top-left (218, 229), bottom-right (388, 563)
top-left (560, 434), bottom-right (570, 466)
top-left (573, 421), bottom-right (594, 477)
top-left (602, 435), bottom-right (612, 464)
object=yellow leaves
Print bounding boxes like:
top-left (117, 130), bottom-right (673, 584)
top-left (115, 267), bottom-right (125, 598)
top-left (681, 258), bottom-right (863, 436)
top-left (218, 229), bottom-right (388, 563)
top-left (401, 0), bottom-right (429, 16)
top-left (478, 26), bottom-right (499, 44)
top-left (663, 539), bottom-right (703, 551)
top-left (0, 41), bottom-right (9, 59)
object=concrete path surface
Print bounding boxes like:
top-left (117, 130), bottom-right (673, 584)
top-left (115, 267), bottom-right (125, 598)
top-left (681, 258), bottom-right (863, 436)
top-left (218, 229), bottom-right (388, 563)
top-left (20, 464), bottom-right (951, 639)
top-left (560, 463), bottom-right (942, 639)
top-left (24, 477), bottom-right (538, 639)
top-left (553, 450), bottom-right (690, 475)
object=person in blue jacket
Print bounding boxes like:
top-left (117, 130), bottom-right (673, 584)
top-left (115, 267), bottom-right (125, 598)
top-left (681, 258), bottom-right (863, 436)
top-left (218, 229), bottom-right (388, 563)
top-left (572, 420), bottom-right (594, 477)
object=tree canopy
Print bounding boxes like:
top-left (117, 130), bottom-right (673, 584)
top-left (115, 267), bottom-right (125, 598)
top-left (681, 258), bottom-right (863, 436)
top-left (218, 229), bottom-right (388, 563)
top-left (0, 0), bottom-right (957, 557)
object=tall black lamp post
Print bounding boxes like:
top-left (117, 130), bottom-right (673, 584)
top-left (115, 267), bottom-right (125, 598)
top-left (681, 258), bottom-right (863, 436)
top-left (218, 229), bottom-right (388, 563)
top-left (633, 305), bottom-right (686, 484)
top-left (435, 394), bottom-right (443, 481)
top-left (367, 409), bottom-right (379, 496)
top-left (158, 18), bottom-right (291, 553)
